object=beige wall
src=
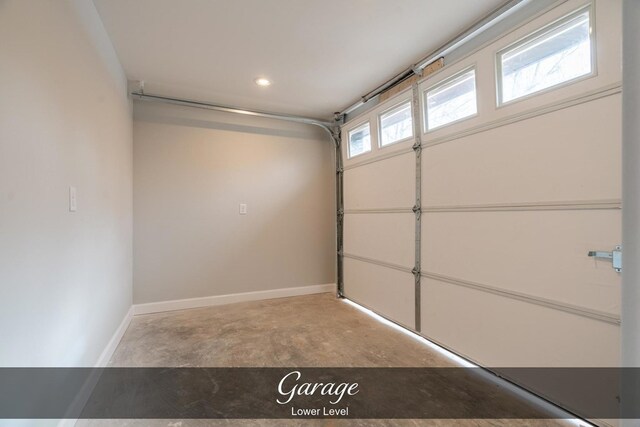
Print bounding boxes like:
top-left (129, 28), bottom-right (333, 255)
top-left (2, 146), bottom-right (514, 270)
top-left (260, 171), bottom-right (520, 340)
top-left (0, 0), bottom-right (133, 366)
top-left (132, 102), bottom-right (335, 304)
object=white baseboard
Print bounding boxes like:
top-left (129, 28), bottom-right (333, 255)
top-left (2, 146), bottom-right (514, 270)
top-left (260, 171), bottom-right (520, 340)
top-left (57, 306), bottom-right (134, 427)
top-left (95, 306), bottom-right (134, 367)
top-left (133, 283), bottom-right (336, 316)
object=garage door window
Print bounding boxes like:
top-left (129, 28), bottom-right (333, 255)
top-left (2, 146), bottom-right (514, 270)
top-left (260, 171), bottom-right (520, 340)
top-left (348, 122), bottom-right (371, 158)
top-left (497, 7), bottom-right (593, 105)
top-left (379, 101), bottom-right (413, 147)
top-left (424, 68), bottom-right (478, 131)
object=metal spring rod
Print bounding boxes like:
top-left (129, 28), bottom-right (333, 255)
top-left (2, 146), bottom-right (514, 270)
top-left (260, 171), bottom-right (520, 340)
top-left (339, 0), bottom-right (534, 116)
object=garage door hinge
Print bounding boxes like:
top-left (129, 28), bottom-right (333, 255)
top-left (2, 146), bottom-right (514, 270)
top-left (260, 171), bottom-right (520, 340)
top-left (411, 267), bottom-right (421, 277)
top-left (412, 205), bottom-right (422, 220)
top-left (588, 245), bottom-right (622, 272)
top-left (412, 141), bottom-right (422, 152)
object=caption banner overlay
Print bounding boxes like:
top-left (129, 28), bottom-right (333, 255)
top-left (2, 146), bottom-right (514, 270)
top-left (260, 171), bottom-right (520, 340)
top-left (0, 368), bottom-right (638, 419)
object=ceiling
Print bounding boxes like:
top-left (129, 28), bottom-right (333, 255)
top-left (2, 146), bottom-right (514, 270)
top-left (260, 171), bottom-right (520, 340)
top-left (93, 0), bottom-right (505, 119)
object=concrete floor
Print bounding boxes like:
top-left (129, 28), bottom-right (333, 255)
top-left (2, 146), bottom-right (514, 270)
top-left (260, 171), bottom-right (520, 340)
top-left (108, 293), bottom-right (453, 368)
top-left (80, 293), bottom-right (568, 426)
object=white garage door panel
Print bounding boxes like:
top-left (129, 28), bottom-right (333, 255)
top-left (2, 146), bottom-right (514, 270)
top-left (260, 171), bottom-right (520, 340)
top-left (344, 257), bottom-right (414, 328)
top-left (421, 278), bottom-right (620, 367)
top-left (422, 210), bottom-right (621, 314)
top-left (422, 94), bottom-right (622, 207)
top-left (344, 152), bottom-right (415, 210)
top-left (344, 213), bottom-right (414, 268)
top-left (340, 1), bottom-right (622, 408)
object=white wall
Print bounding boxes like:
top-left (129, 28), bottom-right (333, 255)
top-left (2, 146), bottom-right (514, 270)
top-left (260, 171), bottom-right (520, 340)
top-left (621, 3), bottom-right (640, 423)
top-left (622, 0), bottom-right (640, 370)
top-left (132, 101), bottom-right (335, 304)
top-left (0, 0), bottom-right (133, 367)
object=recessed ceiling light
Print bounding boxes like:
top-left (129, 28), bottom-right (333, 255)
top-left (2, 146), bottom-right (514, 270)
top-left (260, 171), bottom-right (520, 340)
top-left (255, 77), bottom-right (272, 87)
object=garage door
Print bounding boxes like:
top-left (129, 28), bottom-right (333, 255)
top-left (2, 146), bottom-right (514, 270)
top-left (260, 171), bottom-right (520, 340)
top-left (341, 0), bottom-right (621, 372)
top-left (342, 88), bottom-right (419, 330)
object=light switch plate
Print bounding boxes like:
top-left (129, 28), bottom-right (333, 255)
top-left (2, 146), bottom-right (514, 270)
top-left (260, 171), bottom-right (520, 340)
top-left (239, 203), bottom-right (247, 215)
top-left (69, 186), bottom-right (77, 212)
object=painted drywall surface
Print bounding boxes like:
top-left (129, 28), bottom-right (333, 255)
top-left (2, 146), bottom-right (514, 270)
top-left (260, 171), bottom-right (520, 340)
top-left (0, 0), bottom-right (133, 367)
top-left (622, 8), bottom-right (640, 427)
top-left (622, 0), bottom-right (640, 366)
top-left (93, 0), bottom-right (509, 118)
top-left (132, 102), bottom-right (335, 304)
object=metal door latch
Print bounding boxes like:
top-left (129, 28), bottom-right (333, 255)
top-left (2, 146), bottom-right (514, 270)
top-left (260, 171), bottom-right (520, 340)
top-left (588, 245), bottom-right (622, 272)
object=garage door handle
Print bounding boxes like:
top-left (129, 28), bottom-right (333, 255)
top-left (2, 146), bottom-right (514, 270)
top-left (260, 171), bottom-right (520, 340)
top-left (588, 246), bottom-right (622, 272)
